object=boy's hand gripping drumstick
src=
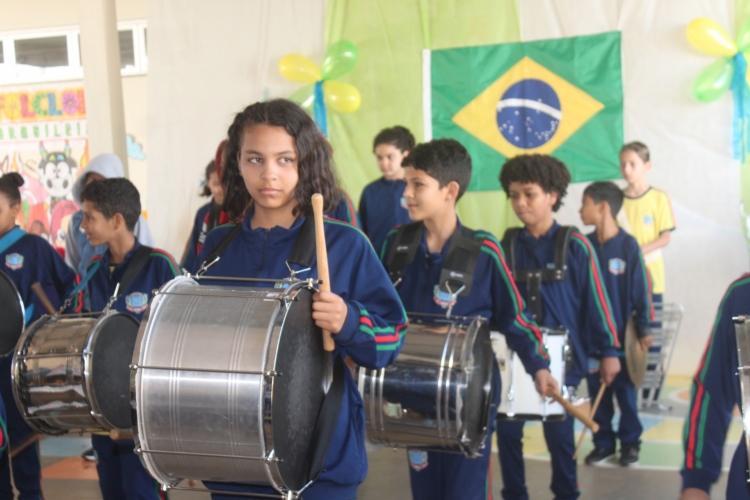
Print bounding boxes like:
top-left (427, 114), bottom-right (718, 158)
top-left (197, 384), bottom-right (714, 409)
top-left (549, 390), bottom-right (600, 433)
top-left (572, 383), bottom-right (606, 460)
top-left (312, 193), bottom-right (336, 352)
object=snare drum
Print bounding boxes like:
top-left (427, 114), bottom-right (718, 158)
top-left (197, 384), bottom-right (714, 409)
top-left (132, 276), bottom-right (330, 497)
top-left (494, 327), bottom-right (569, 421)
top-left (0, 269), bottom-right (25, 356)
top-left (12, 312), bottom-right (140, 435)
top-left (357, 315), bottom-right (493, 457)
top-left (733, 315), bottom-right (750, 477)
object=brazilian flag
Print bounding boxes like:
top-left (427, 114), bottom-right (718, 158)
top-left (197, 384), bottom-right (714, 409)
top-left (426, 31), bottom-right (623, 191)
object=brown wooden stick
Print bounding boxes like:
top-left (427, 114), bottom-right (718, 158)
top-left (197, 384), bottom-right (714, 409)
top-left (30, 282), bottom-right (57, 315)
top-left (10, 434), bottom-right (41, 458)
top-left (573, 383), bottom-right (607, 460)
top-left (109, 429), bottom-right (134, 441)
top-left (550, 390), bottom-right (600, 432)
top-left (311, 194), bottom-right (335, 352)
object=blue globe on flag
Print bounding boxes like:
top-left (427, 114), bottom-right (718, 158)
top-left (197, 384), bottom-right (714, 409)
top-left (496, 79), bottom-right (562, 149)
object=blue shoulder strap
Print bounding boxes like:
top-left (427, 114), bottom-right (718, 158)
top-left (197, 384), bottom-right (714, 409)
top-left (65, 258), bottom-right (102, 300)
top-left (0, 227), bottom-right (26, 255)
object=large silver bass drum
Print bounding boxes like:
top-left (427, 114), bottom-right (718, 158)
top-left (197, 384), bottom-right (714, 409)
top-left (12, 312), bottom-right (140, 434)
top-left (0, 269), bottom-right (26, 356)
top-left (132, 276), bottom-right (329, 497)
top-left (734, 315), bottom-right (750, 481)
top-left (357, 314), bottom-right (493, 457)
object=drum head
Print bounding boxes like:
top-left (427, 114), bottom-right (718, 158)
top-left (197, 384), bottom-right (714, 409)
top-left (0, 270), bottom-right (24, 356)
top-left (90, 313), bottom-right (140, 430)
top-left (272, 287), bottom-right (328, 491)
top-left (463, 321), bottom-right (493, 448)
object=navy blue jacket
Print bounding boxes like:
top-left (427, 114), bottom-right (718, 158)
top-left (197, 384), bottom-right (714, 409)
top-left (181, 201), bottom-right (213, 272)
top-left (586, 229), bottom-right (653, 355)
top-left (682, 274), bottom-right (750, 496)
top-left (507, 222), bottom-right (619, 385)
top-left (327, 189), bottom-right (360, 228)
top-left (0, 227), bottom-right (82, 323)
top-left (196, 210), bottom-right (408, 499)
top-left (360, 177), bottom-right (411, 256)
top-left (86, 241), bottom-right (180, 321)
top-left (381, 222), bottom-right (549, 375)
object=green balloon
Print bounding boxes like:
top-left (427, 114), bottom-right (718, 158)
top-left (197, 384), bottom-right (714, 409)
top-left (738, 18), bottom-right (750, 52)
top-left (288, 84), bottom-right (315, 112)
top-left (693, 57), bottom-right (734, 103)
top-left (321, 40), bottom-right (358, 80)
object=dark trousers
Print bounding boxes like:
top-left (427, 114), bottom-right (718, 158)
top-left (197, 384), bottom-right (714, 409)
top-left (496, 418), bottom-right (578, 500)
top-left (586, 369), bottom-right (642, 449)
top-left (91, 434), bottom-right (162, 500)
top-left (0, 356), bottom-right (42, 500)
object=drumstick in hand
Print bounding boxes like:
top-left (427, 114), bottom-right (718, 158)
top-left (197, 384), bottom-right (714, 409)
top-left (549, 390), bottom-right (600, 433)
top-left (312, 193), bottom-right (335, 352)
top-left (31, 282), bottom-right (57, 315)
top-left (573, 383), bottom-right (606, 460)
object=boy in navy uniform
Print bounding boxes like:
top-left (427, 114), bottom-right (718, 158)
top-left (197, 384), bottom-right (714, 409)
top-left (496, 155), bottom-right (620, 500)
top-left (360, 126), bottom-right (414, 253)
top-left (381, 139), bottom-right (558, 500)
top-left (578, 182), bottom-right (653, 466)
top-left (680, 275), bottom-right (750, 500)
top-left (79, 178), bottom-right (179, 500)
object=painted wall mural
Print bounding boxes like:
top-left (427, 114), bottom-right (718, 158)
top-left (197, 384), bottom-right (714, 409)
top-left (0, 84), bottom-right (89, 253)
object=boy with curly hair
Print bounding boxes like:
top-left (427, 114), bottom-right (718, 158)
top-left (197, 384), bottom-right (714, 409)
top-left (496, 154), bottom-right (620, 500)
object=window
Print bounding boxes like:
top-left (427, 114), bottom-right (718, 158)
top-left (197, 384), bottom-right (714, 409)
top-left (0, 20), bottom-right (147, 86)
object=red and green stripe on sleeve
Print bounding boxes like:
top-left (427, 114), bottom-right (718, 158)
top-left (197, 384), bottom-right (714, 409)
top-left (149, 249), bottom-right (181, 277)
top-left (476, 232), bottom-right (548, 361)
top-left (571, 233), bottom-right (619, 348)
top-left (358, 308), bottom-right (408, 351)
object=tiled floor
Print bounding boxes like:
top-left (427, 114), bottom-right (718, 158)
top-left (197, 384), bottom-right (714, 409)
top-left (23, 376), bottom-right (736, 499)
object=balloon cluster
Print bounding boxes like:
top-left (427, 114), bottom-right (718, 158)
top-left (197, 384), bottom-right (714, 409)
top-left (279, 41), bottom-right (361, 136)
top-left (687, 17), bottom-right (750, 102)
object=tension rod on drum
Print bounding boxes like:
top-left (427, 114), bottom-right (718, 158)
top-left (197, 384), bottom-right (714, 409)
top-left (135, 447), bottom-right (282, 462)
top-left (130, 364), bottom-right (280, 377)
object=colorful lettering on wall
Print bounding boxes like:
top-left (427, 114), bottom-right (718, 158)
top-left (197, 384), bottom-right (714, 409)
top-left (0, 84), bottom-right (89, 251)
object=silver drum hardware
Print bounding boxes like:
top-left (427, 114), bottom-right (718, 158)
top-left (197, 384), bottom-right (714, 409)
top-left (495, 327), bottom-right (569, 421)
top-left (357, 314), bottom-right (493, 457)
top-left (131, 276), bottom-right (329, 498)
top-left (12, 312), bottom-right (140, 434)
top-left (733, 315), bottom-right (750, 482)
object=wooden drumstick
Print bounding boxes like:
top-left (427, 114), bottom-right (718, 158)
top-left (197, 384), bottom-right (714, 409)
top-left (109, 429), bottom-right (135, 441)
top-left (549, 390), bottom-right (600, 433)
top-left (573, 383), bottom-right (607, 460)
top-left (30, 282), bottom-right (57, 315)
top-left (311, 193), bottom-right (335, 352)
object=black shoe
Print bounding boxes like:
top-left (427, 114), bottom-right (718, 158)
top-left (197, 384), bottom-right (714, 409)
top-left (585, 447), bottom-right (616, 464)
top-left (619, 443), bottom-right (640, 466)
top-left (82, 447), bottom-right (96, 462)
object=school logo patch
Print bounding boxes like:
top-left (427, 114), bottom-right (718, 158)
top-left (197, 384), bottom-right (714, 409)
top-left (433, 285), bottom-right (457, 309)
top-left (408, 450), bottom-right (429, 471)
top-left (642, 214), bottom-right (654, 225)
top-left (608, 258), bottom-right (626, 275)
top-left (5, 253), bottom-right (23, 271)
top-left (125, 292), bottom-right (149, 314)
top-left (400, 196), bottom-right (408, 209)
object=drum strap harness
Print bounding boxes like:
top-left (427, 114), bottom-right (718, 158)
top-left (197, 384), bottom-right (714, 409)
top-left (500, 226), bottom-right (575, 321)
top-left (0, 227), bottom-right (26, 255)
top-left (199, 217), bottom-right (345, 484)
top-left (385, 221), bottom-right (482, 301)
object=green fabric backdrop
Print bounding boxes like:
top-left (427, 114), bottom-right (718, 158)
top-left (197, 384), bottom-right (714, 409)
top-left (324, 0), bottom-right (522, 238)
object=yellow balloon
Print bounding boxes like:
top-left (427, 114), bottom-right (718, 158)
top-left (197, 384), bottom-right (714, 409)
top-left (279, 54), bottom-right (321, 83)
top-left (323, 81), bottom-right (361, 113)
top-left (686, 17), bottom-right (737, 56)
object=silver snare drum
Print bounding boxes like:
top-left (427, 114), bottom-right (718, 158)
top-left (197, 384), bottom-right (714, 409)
top-left (357, 315), bottom-right (493, 457)
top-left (132, 276), bottom-right (329, 497)
top-left (494, 327), bottom-right (569, 421)
top-left (12, 312), bottom-right (140, 435)
top-left (733, 315), bottom-right (750, 481)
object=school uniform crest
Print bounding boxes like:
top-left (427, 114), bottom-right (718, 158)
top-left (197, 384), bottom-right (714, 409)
top-left (608, 258), bottom-right (626, 275)
top-left (408, 450), bottom-right (429, 471)
top-left (433, 285), bottom-right (457, 309)
top-left (125, 292), bottom-right (149, 313)
top-left (5, 253), bottom-right (23, 270)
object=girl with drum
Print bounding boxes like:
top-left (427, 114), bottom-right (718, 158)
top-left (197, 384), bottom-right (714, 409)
top-left (194, 99), bottom-right (408, 500)
top-left (0, 172), bottom-right (82, 499)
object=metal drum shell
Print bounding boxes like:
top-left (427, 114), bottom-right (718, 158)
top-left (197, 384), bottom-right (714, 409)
top-left (0, 269), bottom-right (25, 357)
top-left (733, 315), bottom-right (750, 472)
top-left (132, 276), bottom-right (325, 494)
top-left (12, 313), bottom-right (139, 435)
top-left (357, 316), bottom-right (493, 457)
